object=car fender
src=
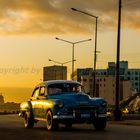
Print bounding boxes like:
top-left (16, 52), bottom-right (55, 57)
top-left (20, 101), bottom-right (33, 118)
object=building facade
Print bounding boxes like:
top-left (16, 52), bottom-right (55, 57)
top-left (74, 68), bottom-right (93, 81)
top-left (78, 61), bottom-right (140, 93)
top-left (43, 65), bottom-right (67, 81)
top-left (81, 75), bottom-right (132, 105)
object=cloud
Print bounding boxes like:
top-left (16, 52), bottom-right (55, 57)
top-left (0, 0), bottom-right (139, 35)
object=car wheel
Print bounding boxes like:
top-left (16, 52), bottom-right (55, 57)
top-left (24, 112), bottom-right (34, 128)
top-left (46, 110), bottom-right (58, 131)
top-left (93, 118), bottom-right (106, 131)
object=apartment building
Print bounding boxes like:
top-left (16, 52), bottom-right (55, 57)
top-left (81, 75), bottom-right (132, 105)
top-left (77, 61), bottom-right (140, 93)
top-left (43, 65), bottom-right (67, 81)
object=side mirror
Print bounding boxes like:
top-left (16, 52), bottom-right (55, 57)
top-left (28, 98), bottom-right (32, 101)
top-left (36, 97), bottom-right (39, 100)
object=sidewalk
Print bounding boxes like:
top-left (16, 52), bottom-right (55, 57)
top-left (108, 120), bottom-right (140, 126)
top-left (108, 114), bottom-right (140, 126)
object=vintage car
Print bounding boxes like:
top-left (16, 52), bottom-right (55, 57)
top-left (19, 80), bottom-right (107, 131)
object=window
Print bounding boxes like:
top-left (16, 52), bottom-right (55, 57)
top-left (40, 87), bottom-right (45, 96)
top-left (48, 83), bottom-right (83, 94)
top-left (32, 88), bottom-right (40, 98)
top-left (135, 82), bottom-right (138, 86)
top-left (127, 71), bottom-right (130, 75)
top-left (135, 71), bottom-right (138, 75)
top-left (104, 72), bottom-right (107, 75)
top-left (127, 77), bottom-right (130, 80)
top-left (135, 77), bottom-right (138, 80)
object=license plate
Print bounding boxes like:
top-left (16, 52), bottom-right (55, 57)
top-left (81, 113), bottom-right (90, 118)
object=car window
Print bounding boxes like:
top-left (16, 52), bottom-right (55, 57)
top-left (40, 87), bottom-right (45, 96)
top-left (48, 88), bottom-right (62, 95)
top-left (47, 83), bottom-right (82, 95)
top-left (32, 88), bottom-right (40, 98)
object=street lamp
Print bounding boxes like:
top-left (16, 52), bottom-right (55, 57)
top-left (49, 59), bottom-right (76, 80)
top-left (55, 37), bottom-right (91, 80)
top-left (71, 8), bottom-right (98, 97)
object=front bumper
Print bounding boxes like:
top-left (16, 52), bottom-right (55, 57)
top-left (53, 113), bottom-right (107, 120)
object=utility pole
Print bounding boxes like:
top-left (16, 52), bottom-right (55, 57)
top-left (114, 0), bottom-right (122, 121)
top-left (93, 17), bottom-right (98, 97)
top-left (71, 8), bottom-right (98, 97)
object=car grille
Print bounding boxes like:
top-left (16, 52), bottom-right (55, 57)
top-left (67, 106), bottom-right (98, 113)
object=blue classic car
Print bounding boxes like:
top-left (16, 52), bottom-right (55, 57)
top-left (19, 80), bottom-right (107, 131)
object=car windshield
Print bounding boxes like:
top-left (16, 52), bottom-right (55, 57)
top-left (47, 83), bottom-right (83, 95)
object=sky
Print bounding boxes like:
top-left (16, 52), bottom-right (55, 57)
top-left (0, 0), bottom-right (140, 92)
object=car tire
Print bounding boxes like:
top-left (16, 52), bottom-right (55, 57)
top-left (24, 112), bottom-right (34, 129)
top-left (93, 118), bottom-right (106, 131)
top-left (46, 110), bottom-right (58, 131)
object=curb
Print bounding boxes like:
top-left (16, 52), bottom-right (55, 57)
top-left (108, 120), bottom-right (140, 126)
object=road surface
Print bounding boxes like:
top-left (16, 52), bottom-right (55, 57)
top-left (0, 115), bottom-right (140, 140)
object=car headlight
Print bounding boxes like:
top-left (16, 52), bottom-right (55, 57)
top-left (57, 100), bottom-right (64, 108)
top-left (100, 101), bottom-right (107, 108)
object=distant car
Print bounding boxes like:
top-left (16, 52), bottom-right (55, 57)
top-left (19, 80), bottom-right (107, 131)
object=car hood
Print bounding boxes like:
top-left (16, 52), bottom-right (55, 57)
top-left (48, 92), bottom-right (103, 106)
top-left (48, 92), bottom-right (89, 101)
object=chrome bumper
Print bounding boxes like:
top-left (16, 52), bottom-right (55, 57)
top-left (53, 114), bottom-right (107, 119)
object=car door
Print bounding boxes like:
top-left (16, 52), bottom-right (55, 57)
top-left (37, 86), bottom-right (47, 118)
top-left (30, 87), bottom-right (40, 118)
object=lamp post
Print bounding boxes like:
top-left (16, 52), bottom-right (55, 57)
top-left (114, 0), bottom-right (122, 121)
top-left (71, 8), bottom-right (98, 97)
top-left (55, 37), bottom-right (91, 80)
top-left (49, 59), bottom-right (76, 80)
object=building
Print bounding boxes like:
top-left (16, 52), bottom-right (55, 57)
top-left (106, 61), bottom-right (140, 92)
top-left (78, 61), bottom-right (140, 93)
top-left (74, 68), bottom-right (93, 81)
top-left (126, 69), bottom-right (140, 92)
top-left (81, 75), bottom-right (132, 105)
top-left (43, 65), bottom-right (67, 81)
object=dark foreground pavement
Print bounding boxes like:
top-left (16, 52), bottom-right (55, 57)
top-left (0, 115), bottom-right (140, 140)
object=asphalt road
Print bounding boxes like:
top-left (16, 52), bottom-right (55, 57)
top-left (0, 115), bottom-right (140, 140)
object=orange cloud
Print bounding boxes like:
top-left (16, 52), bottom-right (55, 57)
top-left (0, 0), bottom-right (139, 35)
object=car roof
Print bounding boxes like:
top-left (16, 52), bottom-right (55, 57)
top-left (36, 80), bottom-right (81, 88)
